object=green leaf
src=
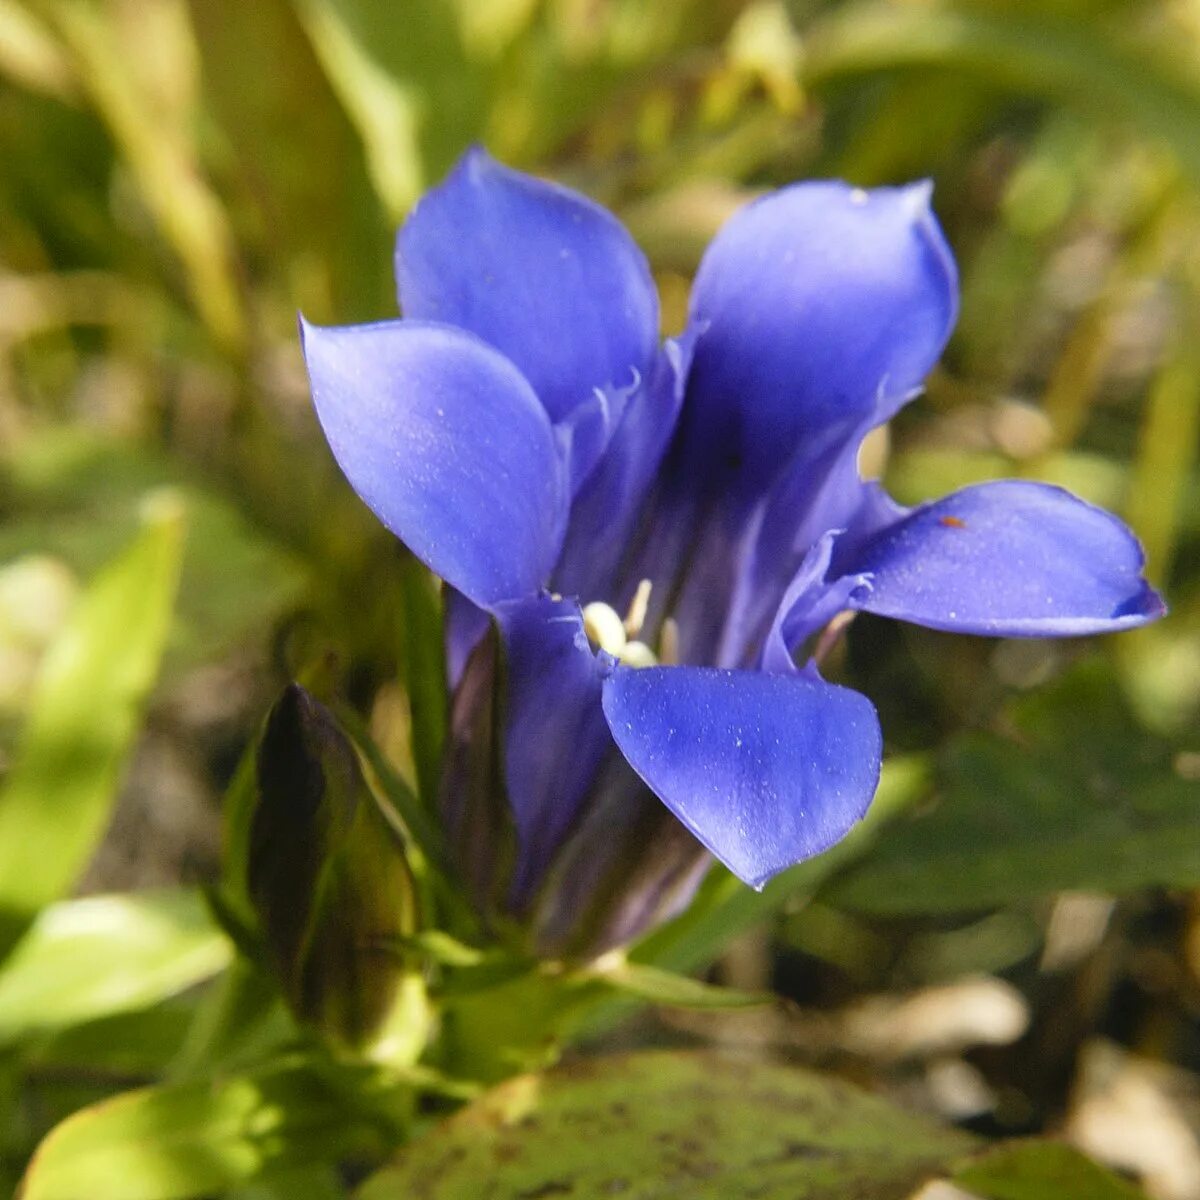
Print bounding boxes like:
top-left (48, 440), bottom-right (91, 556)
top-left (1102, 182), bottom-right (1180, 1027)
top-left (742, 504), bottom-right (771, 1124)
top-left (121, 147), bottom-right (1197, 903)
top-left (827, 662), bottom-right (1200, 916)
top-left (584, 960), bottom-right (769, 1011)
top-left (806, 3), bottom-right (1200, 188)
top-left (398, 557), bottom-right (446, 816)
top-left (226, 1163), bottom-right (346, 1200)
top-left (0, 429), bottom-right (308, 681)
top-left (33, 1000), bottom-right (200, 1077)
top-left (292, 0), bottom-right (484, 216)
top-left (954, 1140), bottom-right (1151, 1200)
top-left (166, 959), bottom-right (294, 1082)
top-left (42, 0), bottom-right (244, 350)
top-left (357, 1049), bottom-right (976, 1199)
top-left (0, 498), bottom-right (185, 959)
top-left (19, 1057), bottom-right (395, 1200)
top-left (185, 0), bottom-right (394, 320)
top-left (0, 889), bottom-right (230, 1045)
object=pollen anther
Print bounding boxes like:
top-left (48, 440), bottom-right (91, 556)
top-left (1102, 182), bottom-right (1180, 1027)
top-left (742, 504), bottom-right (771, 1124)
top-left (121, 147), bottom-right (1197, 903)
top-left (617, 640), bottom-right (658, 668)
top-left (582, 601), bottom-right (627, 655)
top-left (624, 578), bottom-right (653, 638)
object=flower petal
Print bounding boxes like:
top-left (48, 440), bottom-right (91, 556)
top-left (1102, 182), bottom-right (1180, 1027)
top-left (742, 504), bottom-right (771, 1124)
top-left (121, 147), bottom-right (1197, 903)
top-left (680, 180), bottom-right (957, 495)
top-left (840, 480), bottom-right (1166, 635)
top-left (302, 317), bottom-right (567, 608)
top-left (495, 596), bottom-right (611, 906)
top-left (397, 148), bottom-right (659, 423)
top-left (553, 333), bottom-right (695, 603)
top-left (443, 588), bottom-right (491, 691)
top-left (602, 665), bottom-right (882, 888)
top-left (761, 532), bottom-right (870, 673)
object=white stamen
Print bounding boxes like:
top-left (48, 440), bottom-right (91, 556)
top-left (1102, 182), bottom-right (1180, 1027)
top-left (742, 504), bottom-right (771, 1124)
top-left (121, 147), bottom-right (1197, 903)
top-left (624, 578), bottom-right (653, 638)
top-left (582, 602), bottom-right (627, 655)
top-left (617, 639), bottom-right (658, 668)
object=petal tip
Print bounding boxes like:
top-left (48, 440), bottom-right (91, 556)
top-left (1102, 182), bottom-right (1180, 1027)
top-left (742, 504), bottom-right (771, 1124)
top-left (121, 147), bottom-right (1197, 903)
top-left (459, 142), bottom-right (499, 182)
top-left (901, 178), bottom-right (935, 214)
top-left (1115, 581), bottom-right (1168, 625)
top-left (297, 311), bottom-right (320, 348)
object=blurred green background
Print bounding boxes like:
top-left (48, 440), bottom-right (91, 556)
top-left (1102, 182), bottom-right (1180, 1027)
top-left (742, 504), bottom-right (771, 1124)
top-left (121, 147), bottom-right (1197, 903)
top-left (1, 0), bottom-right (1199, 1196)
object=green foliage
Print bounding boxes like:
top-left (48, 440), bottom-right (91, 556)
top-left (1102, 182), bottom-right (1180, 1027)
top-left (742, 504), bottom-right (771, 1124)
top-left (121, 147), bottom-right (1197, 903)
top-left (0, 889), bottom-right (229, 1045)
top-left (358, 1050), bottom-right (1151, 1199)
top-left (953, 1141), bottom-right (1153, 1200)
top-left (827, 661), bottom-right (1200, 915)
top-left (359, 1050), bottom-right (973, 1199)
top-left (807, 2), bottom-right (1200, 188)
top-left (0, 502), bottom-right (184, 959)
top-left (18, 1056), bottom-right (399, 1200)
top-left (0, 430), bottom-right (308, 679)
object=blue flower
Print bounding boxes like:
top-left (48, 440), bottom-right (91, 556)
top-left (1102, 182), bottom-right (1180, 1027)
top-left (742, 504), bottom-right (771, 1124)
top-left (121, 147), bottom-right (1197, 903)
top-left (302, 150), bottom-right (1164, 950)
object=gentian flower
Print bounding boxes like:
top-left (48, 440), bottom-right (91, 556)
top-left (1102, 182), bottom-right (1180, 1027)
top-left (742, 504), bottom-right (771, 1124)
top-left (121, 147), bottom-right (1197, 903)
top-left (302, 150), bottom-right (1164, 953)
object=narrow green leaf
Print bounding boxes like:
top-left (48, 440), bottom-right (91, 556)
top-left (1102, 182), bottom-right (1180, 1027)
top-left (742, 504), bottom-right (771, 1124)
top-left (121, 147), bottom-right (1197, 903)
top-left (358, 1050), bottom-right (976, 1199)
top-left (0, 429), bottom-right (309, 682)
top-left (0, 889), bottom-right (230, 1045)
top-left (167, 959), bottom-right (292, 1082)
top-left (394, 930), bottom-right (488, 968)
top-left (806, 4), bottom-right (1200, 187)
top-left (585, 960), bottom-right (769, 1010)
top-left (186, 0), bottom-right (394, 320)
top-left (43, 1), bottom-right (244, 350)
top-left (398, 557), bottom-right (446, 816)
top-left (215, 749), bottom-right (260, 931)
top-left (335, 705), bottom-right (449, 887)
top-left (19, 1057), bottom-right (394, 1200)
top-left (954, 1140), bottom-right (1152, 1200)
top-left (291, 0), bottom-right (427, 220)
top-left (0, 498), bottom-right (185, 959)
top-left (291, 0), bottom-right (486, 209)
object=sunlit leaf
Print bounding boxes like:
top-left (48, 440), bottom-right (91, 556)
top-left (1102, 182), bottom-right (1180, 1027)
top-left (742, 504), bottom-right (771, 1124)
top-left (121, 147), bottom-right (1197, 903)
top-left (0, 499), bottom-right (184, 959)
top-left (19, 1057), bottom-right (395, 1200)
top-left (358, 1050), bottom-right (976, 1199)
top-left (585, 959), bottom-right (769, 1010)
top-left (0, 0), bottom-right (74, 99)
top-left (0, 889), bottom-right (229, 1045)
top-left (954, 1140), bottom-right (1151, 1200)
top-left (0, 429), bottom-right (307, 679)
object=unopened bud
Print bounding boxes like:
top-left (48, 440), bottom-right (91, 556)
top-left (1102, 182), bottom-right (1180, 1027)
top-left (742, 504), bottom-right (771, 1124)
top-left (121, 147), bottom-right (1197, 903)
top-left (250, 684), bottom-right (420, 1052)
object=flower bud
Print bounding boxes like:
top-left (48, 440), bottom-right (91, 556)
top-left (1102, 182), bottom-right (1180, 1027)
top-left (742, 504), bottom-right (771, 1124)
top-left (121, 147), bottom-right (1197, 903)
top-left (249, 684), bottom-right (420, 1052)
